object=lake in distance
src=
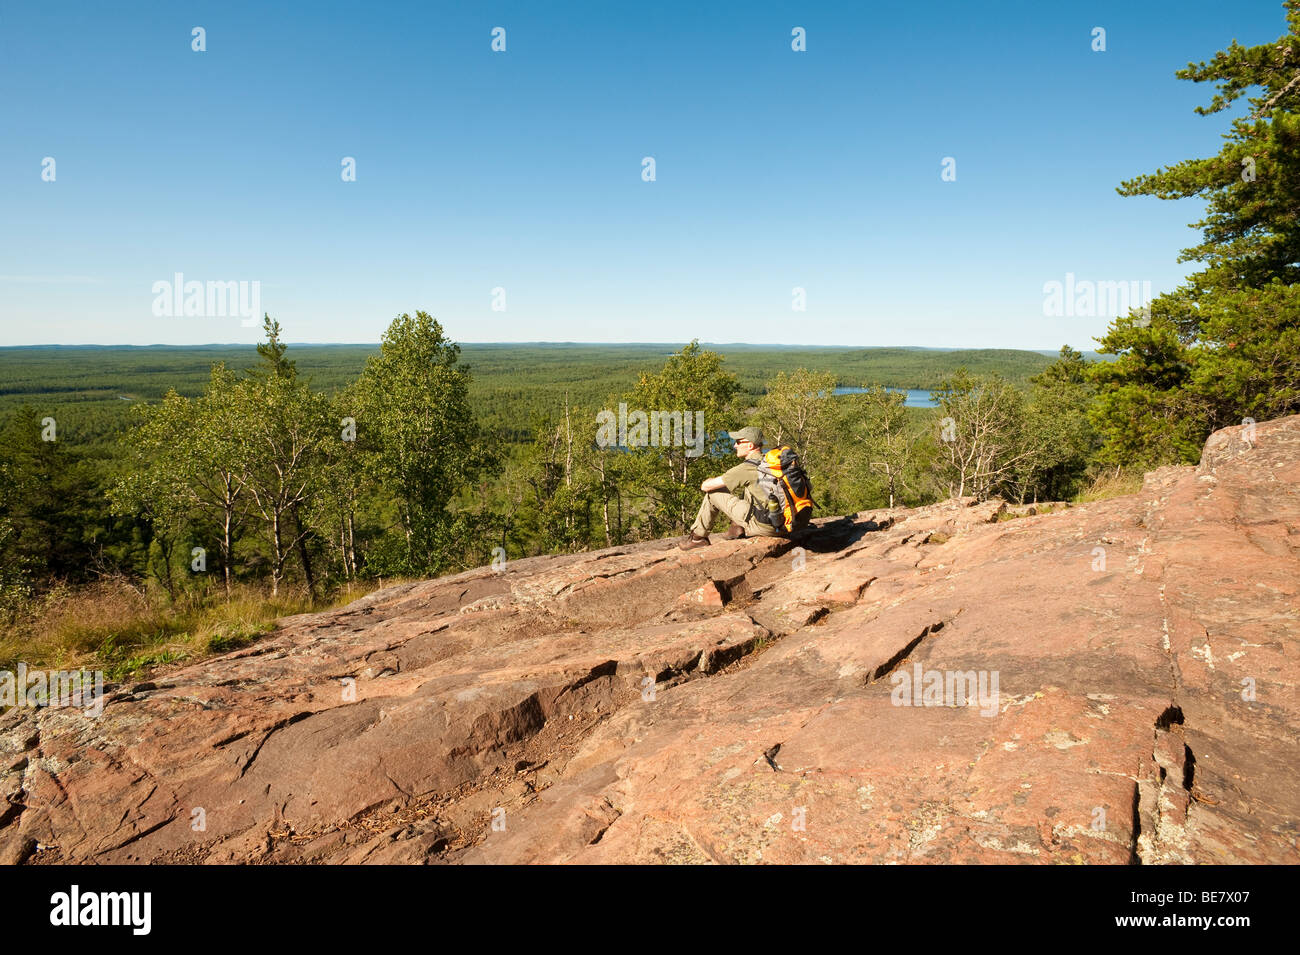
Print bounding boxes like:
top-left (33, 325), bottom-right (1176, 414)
top-left (832, 386), bottom-right (939, 408)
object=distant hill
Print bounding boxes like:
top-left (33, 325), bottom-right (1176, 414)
top-left (0, 343), bottom-right (1065, 446)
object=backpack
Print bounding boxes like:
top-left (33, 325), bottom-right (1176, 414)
top-left (753, 446), bottom-right (815, 533)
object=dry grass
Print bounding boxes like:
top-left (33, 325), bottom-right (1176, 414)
top-left (1073, 468), bottom-right (1146, 504)
top-left (0, 577), bottom-right (391, 680)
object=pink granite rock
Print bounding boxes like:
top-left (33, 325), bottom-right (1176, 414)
top-left (2, 416), bottom-right (1297, 865)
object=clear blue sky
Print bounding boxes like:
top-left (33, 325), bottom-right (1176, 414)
top-left (0, 0), bottom-right (1287, 348)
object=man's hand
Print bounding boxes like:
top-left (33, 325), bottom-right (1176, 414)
top-left (700, 476), bottom-right (727, 493)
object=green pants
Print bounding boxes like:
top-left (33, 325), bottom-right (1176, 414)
top-left (690, 491), bottom-right (783, 538)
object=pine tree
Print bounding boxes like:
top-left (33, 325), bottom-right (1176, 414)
top-left (1096, 2), bottom-right (1300, 463)
top-left (1117, 0), bottom-right (1300, 294)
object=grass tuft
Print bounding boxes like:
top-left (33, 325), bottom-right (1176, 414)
top-left (1073, 468), bottom-right (1145, 504)
top-left (0, 578), bottom-right (389, 679)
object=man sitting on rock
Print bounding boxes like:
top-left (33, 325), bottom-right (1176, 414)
top-left (679, 427), bottom-right (784, 550)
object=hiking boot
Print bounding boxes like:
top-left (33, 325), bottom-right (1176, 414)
top-left (722, 522), bottom-right (746, 540)
top-left (678, 531), bottom-right (711, 550)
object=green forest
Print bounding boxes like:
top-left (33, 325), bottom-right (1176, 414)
top-left (2, 8), bottom-right (1299, 678)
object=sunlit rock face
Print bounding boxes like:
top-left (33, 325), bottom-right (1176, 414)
top-left (3, 415), bottom-right (1297, 866)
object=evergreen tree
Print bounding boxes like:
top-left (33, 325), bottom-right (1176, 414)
top-left (0, 406), bottom-right (101, 583)
top-left (254, 314), bottom-right (297, 380)
top-left (1096, 2), bottom-right (1300, 462)
top-left (1117, 0), bottom-right (1300, 294)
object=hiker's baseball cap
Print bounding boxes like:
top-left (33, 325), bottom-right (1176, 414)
top-left (730, 427), bottom-right (764, 447)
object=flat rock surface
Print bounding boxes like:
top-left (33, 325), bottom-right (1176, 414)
top-left (2, 416), bottom-right (1297, 865)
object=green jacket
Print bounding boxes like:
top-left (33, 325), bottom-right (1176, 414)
top-left (721, 451), bottom-right (766, 511)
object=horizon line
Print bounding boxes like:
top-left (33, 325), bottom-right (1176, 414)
top-left (0, 341), bottom-right (1089, 352)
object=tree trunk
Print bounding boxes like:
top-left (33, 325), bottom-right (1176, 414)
top-left (346, 511), bottom-right (357, 578)
top-left (402, 505), bottom-right (414, 568)
top-left (156, 534), bottom-right (175, 600)
top-left (339, 516), bottom-right (350, 580)
top-left (271, 510), bottom-right (283, 597)
top-left (596, 459), bottom-right (613, 547)
top-left (222, 505), bottom-right (234, 599)
top-left (564, 396), bottom-right (573, 487)
top-left (563, 400), bottom-right (574, 538)
top-left (293, 505), bottom-right (315, 598)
